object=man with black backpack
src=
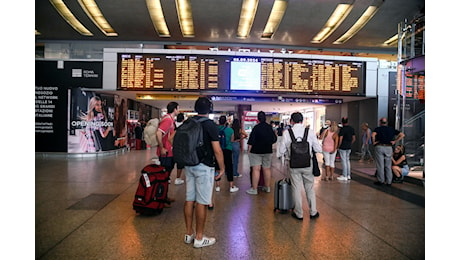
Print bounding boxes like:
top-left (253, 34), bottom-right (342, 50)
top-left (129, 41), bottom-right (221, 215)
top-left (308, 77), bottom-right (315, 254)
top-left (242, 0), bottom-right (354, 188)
top-left (180, 97), bottom-right (225, 248)
top-left (279, 112), bottom-right (322, 221)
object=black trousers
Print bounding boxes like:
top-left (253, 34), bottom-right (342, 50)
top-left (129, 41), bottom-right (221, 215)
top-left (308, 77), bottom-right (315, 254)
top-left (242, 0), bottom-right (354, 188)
top-left (223, 149), bottom-right (234, 182)
top-left (159, 156), bottom-right (175, 175)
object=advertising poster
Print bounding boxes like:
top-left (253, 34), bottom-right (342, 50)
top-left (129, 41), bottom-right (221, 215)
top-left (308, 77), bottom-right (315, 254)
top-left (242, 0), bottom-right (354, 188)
top-left (68, 88), bottom-right (127, 153)
top-left (35, 60), bottom-right (105, 152)
top-left (35, 60), bottom-right (153, 153)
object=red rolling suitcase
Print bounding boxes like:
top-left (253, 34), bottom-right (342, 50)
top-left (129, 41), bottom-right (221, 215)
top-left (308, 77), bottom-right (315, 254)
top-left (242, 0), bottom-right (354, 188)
top-left (133, 164), bottom-right (169, 216)
top-left (249, 167), bottom-right (265, 188)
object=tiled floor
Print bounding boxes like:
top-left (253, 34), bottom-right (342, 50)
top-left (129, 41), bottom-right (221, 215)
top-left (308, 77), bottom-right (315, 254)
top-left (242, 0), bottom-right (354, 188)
top-left (35, 148), bottom-right (425, 259)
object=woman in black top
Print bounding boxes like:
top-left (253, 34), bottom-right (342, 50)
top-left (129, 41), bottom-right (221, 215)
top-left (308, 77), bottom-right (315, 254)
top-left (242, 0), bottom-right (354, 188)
top-left (392, 145), bottom-right (409, 183)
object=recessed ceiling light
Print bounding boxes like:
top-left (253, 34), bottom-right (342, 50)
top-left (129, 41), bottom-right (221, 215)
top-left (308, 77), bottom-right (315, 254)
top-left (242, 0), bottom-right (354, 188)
top-left (146, 0), bottom-right (171, 37)
top-left (176, 0), bottom-right (195, 37)
top-left (311, 3), bottom-right (353, 43)
top-left (333, 5), bottom-right (380, 44)
top-left (237, 0), bottom-right (259, 39)
top-left (78, 0), bottom-right (118, 36)
top-left (49, 0), bottom-right (93, 36)
top-left (261, 0), bottom-right (288, 39)
top-left (383, 34), bottom-right (398, 46)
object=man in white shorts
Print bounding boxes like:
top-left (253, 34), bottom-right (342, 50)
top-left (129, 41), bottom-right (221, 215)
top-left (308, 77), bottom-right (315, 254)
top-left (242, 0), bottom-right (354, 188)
top-left (183, 97), bottom-right (225, 248)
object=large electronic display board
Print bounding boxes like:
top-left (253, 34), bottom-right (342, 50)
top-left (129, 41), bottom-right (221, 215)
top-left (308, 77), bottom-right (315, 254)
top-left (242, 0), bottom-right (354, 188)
top-left (117, 53), bottom-right (365, 95)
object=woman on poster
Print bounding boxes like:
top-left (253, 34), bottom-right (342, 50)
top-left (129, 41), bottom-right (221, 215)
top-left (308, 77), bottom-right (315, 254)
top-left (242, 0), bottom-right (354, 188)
top-left (80, 96), bottom-right (113, 152)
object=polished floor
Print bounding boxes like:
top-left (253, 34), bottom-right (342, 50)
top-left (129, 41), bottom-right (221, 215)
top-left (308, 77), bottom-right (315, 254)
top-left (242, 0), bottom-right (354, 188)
top-left (36, 148), bottom-right (425, 259)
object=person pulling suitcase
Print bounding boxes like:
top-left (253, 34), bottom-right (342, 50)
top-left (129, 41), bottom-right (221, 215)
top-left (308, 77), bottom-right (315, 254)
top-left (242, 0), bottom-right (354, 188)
top-left (278, 112), bottom-right (322, 220)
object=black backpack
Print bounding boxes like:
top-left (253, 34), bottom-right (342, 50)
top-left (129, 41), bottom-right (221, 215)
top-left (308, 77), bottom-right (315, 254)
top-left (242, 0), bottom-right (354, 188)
top-left (173, 117), bottom-right (209, 166)
top-left (288, 127), bottom-right (311, 168)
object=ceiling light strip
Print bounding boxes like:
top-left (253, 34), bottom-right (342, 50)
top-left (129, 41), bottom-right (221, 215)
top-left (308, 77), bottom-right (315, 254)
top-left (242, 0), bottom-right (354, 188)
top-left (237, 0), bottom-right (259, 39)
top-left (49, 0), bottom-right (93, 36)
top-left (261, 0), bottom-right (288, 39)
top-left (311, 3), bottom-right (353, 43)
top-left (175, 0), bottom-right (195, 37)
top-left (78, 0), bottom-right (118, 36)
top-left (333, 5), bottom-right (379, 44)
top-left (383, 34), bottom-right (398, 46)
top-left (146, 0), bottom-right (171, 37)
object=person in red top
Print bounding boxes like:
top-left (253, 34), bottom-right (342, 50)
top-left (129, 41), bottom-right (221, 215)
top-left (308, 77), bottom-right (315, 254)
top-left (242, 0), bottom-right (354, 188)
top-left (156, 101), bottom-right (180, 204)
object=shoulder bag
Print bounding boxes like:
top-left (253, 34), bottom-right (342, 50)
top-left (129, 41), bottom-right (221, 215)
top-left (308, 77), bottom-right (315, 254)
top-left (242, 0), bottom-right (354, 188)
top-left (312, 149), bottom-right (321, 177)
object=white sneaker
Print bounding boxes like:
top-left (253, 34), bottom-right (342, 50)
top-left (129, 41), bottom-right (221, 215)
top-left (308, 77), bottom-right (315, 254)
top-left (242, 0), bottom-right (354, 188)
top-left (246, 188), bottom-right (258, 195)
top-left (347, 175), bottom-right (351, 180)
top-left (175, 178), bottom-right (184, 185)
top-left (230, 186), bottom-right (239, 193)
top-left (337, 176), bottom-right (348, 181)
top-left (193, 236), bottom-right (216, 248)
top-left (215, 186), bottom-right (221, 192)
top-left (262, 186), bottom-right (270, 193)
top-left (184, 233), bottom-right (195, 244)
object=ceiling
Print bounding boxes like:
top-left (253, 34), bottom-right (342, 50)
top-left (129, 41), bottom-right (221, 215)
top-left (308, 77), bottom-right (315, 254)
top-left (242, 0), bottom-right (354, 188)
top-left (35, 0), bottom-right (424, 55)
top-left (35, 0), bottom-right (424, 113)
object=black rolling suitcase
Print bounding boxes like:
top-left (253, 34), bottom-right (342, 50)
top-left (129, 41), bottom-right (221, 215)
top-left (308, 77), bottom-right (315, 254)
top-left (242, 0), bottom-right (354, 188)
top-left (133, 164), bottom-right (170, 216)
top-left (274, 178), bottom-right (294, 213)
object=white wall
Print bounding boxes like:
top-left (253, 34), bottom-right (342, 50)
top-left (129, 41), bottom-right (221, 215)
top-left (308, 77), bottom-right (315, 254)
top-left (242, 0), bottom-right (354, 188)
top-left (376, 68), bottom-right (396, 125)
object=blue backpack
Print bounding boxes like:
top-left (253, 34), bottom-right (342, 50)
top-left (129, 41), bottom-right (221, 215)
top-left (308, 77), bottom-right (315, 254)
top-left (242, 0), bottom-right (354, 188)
top-left (218, 126), bottom-right (227, 149)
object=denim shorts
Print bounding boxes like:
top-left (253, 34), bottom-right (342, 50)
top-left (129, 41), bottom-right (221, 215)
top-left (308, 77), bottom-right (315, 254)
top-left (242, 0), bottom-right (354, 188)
top-left (401, 165), bottom-right (410, 176)
top-left (184, 163), bottom-right (214, 205)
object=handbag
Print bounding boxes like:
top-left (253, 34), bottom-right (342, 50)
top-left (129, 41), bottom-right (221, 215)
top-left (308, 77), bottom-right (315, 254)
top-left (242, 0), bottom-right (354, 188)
top-left (79, 130), bottom-right (88, 152)
top-left (94, 129), bottom-right (116, 151)
top-left (312, 149), bottom-right (321, 177)
top-left (91, 130), bottom-right (102, 151)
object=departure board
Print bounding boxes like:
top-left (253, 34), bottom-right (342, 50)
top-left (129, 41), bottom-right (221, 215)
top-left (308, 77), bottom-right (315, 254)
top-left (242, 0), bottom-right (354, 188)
top-left (258, 58), bottom-right (363, 93)
top-left (118, 54), bottom-right (229, 90)
top-left (117, 53), bottom-right (365, 95)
